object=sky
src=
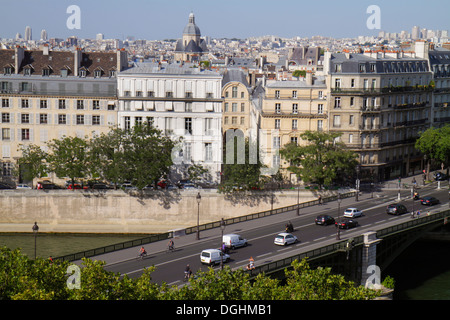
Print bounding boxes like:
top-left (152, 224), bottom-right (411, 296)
top-left (1, 0), bottom-right (449, 41)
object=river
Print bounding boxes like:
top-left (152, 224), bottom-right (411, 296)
top-left (1, 232), bottom-right (449, 299)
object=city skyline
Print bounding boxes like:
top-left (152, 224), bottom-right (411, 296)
top-left (1, 0), bottom-right (449, 41)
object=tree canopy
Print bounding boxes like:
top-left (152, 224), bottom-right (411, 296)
top-left (415, 124), bottom-right (450, 167)
top-left (280, 131), bottom-right (358, 187)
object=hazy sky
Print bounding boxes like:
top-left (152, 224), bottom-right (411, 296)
top-left (1, 0), bottom-right (449, 40)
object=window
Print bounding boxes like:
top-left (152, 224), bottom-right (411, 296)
top-left (224, 116), bottom-right (228, 124)
top-left (146, 117), bottom-right (154, 127)
top-left (135, 91), bottom-right (142, 97)
top-left (165, 91), bottom-right (173, 98)
top-left (273, 155), bottom-right (280, 167)
top-left (21, 99), bottom-right (29, 108)
top-left (334, 97), bottom-right (341, 108)
top-left (165, 117), bottom-right (173, 135)
top-left (205, 118), bottom-right (213, 135)
top-left (335, 64), bottom-right (342, 72)
top-left (2, 113), bottom-right (10, 123)
top-left (333, 115), bottom-right (341, 127)
top-left (2, 162), bottom-right (13, 177)
top-left (79, 70), bottom-right (86, 77)
top-left (58, 114), bottom-right (66, 125)
top-left (292, 91), bottom-right (297, 98)
top-left (59, 99), bottom-right (66, 109)
top-left (290, 137), bottom-right (298, 145)
top-left (240, 117), bottom-right (245, 125)
top-left (350, 97), bottom-right (355, 106)
top-left (185, 118), bottom-right (192, 134)
top-left (124, 91), bottom-right (131, 97)
top-left (224, 103), bottom-right (228, 112)
top-left (335, 79), bottom-right (341, 89)
top-left (318, 91), bottom-right (323, 99)
top-left (275, 103), bottom-right (281, 114)
top-left (21, 129), bottom-right (30, 141)
top-left (292, 104), bottom-right (298, 114)
top-left (94, 70), bottom-right (102, 78)
top-left (205, 143), bottom-right (212, 161)
top-left (21, 114), bottom-right (30, 124)
top-left (241, 103), bottom-right (245, 112)
top-left (42, 68), bottom-right (50, 76)
top-left (93, 100), bottom-right (100, 110)
top-left (185, 102), bottom-right (192, 112)
top-left (349, 134), bottom-right (353, 144)
top-left (292, 119), bottom-right (298, 130)
top-left (2, 128), bottom-right (10, 140)
top-left (275, 119), bottom-right (281, 129)
top-left (184, 142), bottom-right (192, 162)
top-left (351, 79), bottom-right (355, 88)
top-left (317, 120), bottom-right (323, 131)
top-left (349, 115), bottom-right (354, 125)
top-left (92, 115), bottom-right (100, 125)
top-left (76, 115), bottom-right (84, 125)
top-left (318, 104), bottom-right (323, 114)
top-left (232, 117), bottom-right (237, 124)
top-left (1, 99), bottom-right (9, 108)
top-left (359, 64), bottom-right (366, 73)
top-left (273, 136), bottom-right (280, 148)
top-left (147, 91), bottom-right (154, 97)
top-left (108, 104), bottom-right (115, 111)
top-left (232, 103), bottom-right (237, 112)
top-left (124, 116), bottom-right (131, 130)
top-left (77, 100), bottom-right (84, 110)
top-left (185, 91), bottom-right (193, 98)
top-left (241, 91), bottom-right (245, 98)
top-left (232, 87), bottom-right (238, 98)
top-left (40, 114), bottom-right (48, 124)
top-left (275, 90), bottom-right (280, 99)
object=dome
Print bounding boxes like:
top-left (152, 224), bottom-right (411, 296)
top-left (183, 12), bottom-right (201, 36)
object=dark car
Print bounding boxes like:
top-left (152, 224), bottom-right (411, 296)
top-left (386, 204), bottom-right (408, 215)
top-left (40, 183), bottom-right (61, 189)
top-left (315, 215), bottom-right (335, 225)
top-left (335, 219), bottom-right (359, 229)
top-left (91, 183), bottom-right (109, 189)
top-left (421, 196), bottom-right (440, 206)
top-left (434, 172), bottom-right (448, 181)
top-left (0, 183), bottom-right (14, 189)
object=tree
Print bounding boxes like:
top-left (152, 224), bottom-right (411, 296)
top-left (220, 135), bottom-right (265, 193)
top-left (187, 163), bottom-right (208, 184)
top-left (415, 125), bottom-right (450, 168)
top-left (280, 131), bottom-right (358, 188)
top-left (15, 144), bottom-right (48, 187)
top-left (120, 123), bottom-right (176, 190)
top-left (46, 136), bottom-right (90, 188)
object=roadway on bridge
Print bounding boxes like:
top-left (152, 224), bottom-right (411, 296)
top-left (92, 183), bottom-right (449, 286)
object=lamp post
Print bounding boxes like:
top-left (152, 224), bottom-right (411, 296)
top-left (297, 178), bottom-right (300, 216)
top-left (220, 218), bottom-right (226, 270)
top-left (355, 165), bottom-right (360, 202)
top-left (336, 194), bottom-right (341, 240)
top-left (32, 222), bottom-right (39, 260)
top-left (196, 192), bottom-right (201, 240)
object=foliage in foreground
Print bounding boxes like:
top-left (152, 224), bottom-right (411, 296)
top-left (0, 247), bottom-right (380, 300)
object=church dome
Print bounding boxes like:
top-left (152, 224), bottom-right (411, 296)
top-left (183, 12), bottom-right (201, 36)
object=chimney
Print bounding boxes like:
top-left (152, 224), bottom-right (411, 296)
top-left (14, 46), bottom-right (24, 74)
top-left (306, 71), bottom-right (313, 86)
top-left (43, 44), bottom-right (49, 56)
top-left (73, 47), bottom-right (82, 76)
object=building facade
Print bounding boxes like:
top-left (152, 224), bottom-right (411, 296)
top-left (324, 50), bottom-right (433, 181)
top-left (117, 61), bottom-right (223, 183)
top-left (0, 46), bottom-right (127, 184)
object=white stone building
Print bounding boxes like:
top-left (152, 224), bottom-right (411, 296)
top-left (117, 62), bottom-right (223, 183)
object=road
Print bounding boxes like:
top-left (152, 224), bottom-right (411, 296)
top-left (94, 182), bottom-right (449, 286)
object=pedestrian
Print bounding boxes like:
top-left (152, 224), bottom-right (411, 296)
top-left (318, 195), bottom-right (322, 205)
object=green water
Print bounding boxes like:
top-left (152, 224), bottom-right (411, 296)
top-left (0, 232), bottom-right (148, 259)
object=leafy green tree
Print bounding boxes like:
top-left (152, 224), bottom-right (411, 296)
top-left (280, 131), bottom-right (358, 188)
top-left (120, 123), bottom-right (177, 189)
top-left (46, 136), bottom-right (90, 188)
top-left (15, 144), bottom-right (48, 187)
top-left (415, 124), bottom-right (450, 167)
top-left (187, 163), bottom-right (208, 185)
top-left (220, 134), bottom-right (265, 193)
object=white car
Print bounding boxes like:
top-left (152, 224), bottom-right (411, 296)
top-left (16, 184), bottom-right (32, 189)
top-left (343, 208), bottom-right (363, 218)
top-left (200, 249), bottom-right (230, 266)
top-left (274, 233), bottom-right (298, 246)
top-left (222, 234), bottom-right (248, 249)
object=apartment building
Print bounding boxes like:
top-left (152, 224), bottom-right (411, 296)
top-left (256, 73), bottom-right (328, 182)
top-left (117, 61), bottom-right (223, 183)
top-left (0, 46), bottom-right (127, 183)
top-left (324, 50), bottom-right (433, 181)
top-left (427, 47), bottom-right (450, 128)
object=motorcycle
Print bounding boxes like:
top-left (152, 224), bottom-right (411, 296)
top-left (413, 193), bottom-right (420, 200)
top-left (285, 223), bottom-right (294, 233)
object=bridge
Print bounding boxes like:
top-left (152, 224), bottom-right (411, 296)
top-left (61, 182), bottom-right (450, 288)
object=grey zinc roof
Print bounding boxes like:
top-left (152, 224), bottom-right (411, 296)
top-left (221, 68), bottom-right (250, 88)
top-left (266, 77), bottom-right (326, 88)
top-left (119, 62), bottom-right (220, 76)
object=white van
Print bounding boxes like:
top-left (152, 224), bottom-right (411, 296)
top-left (222, 234), bottom-right (248, 249)
top-left (200, 249), bottom-right (230, 266)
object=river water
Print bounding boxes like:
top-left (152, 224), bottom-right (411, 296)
top-left (1, 232), bottom-right (449, 299)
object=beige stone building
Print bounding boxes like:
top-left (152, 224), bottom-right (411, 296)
top-left (0, 46), bottom-right (128, 184)
top-left (255, 73), bottom-right (328, 182)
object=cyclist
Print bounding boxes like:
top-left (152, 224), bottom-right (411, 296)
top-left (139, 246), bottom-right (147, 258)
top-left (168, 239), bottom-right (174, 251)
top-left (184, 264), bottom-right (192, 280)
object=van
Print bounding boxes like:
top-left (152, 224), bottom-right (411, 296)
top-left (200, 249), bottom-right (230, 266)
top-left (222, 234), bottom-right (248, 249)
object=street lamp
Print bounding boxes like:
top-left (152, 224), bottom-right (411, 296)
top-left (355, 165), bottom-right (360, 202)
top-left (32, 222), bottom-right (39, 259)
top-left (336, 194), bottom-right (341, 240)
top-left (196, 192), bottom-right (201, 240)
top-left (220, 218), bottom-right (226, 270)
top-left (297, 184), bottom-right (300, 216)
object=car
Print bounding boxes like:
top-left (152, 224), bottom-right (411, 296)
top-left (343, 208), bottom-right (363, 218)
top-left (166, 184), bottom-right (179, 190)
top-left (0, 183), bottom-right (14, 189)
top-left (91, 183), bottom-right (109, 189)
top-left (386, 204), bottom-right (408, 215)
top-left (421, 196), bottom-right (440, 206)
top-left (200, 249), bottom-right (230, 266)
top-left (274, 232), bottom-right (298, 246)
top-left (67, 183), bottom-right (83, 189)
top-left (222, 234), bottom-right (248, 249)
top-left (16, 184), bottom-right (32, 189)
top-left (315, 215), bottom-right (335, 225)
top-left (434, 172), bottom-right (448, 181)
top-left (335, 219), bottom-right (359, 229)
top-left (182, 183), bottom-right (197, 189)
top-left (37, 181), bottom-right (61, 189)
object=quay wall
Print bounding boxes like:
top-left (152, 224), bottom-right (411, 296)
top-left (0, 189), bottom-right (331, 234)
